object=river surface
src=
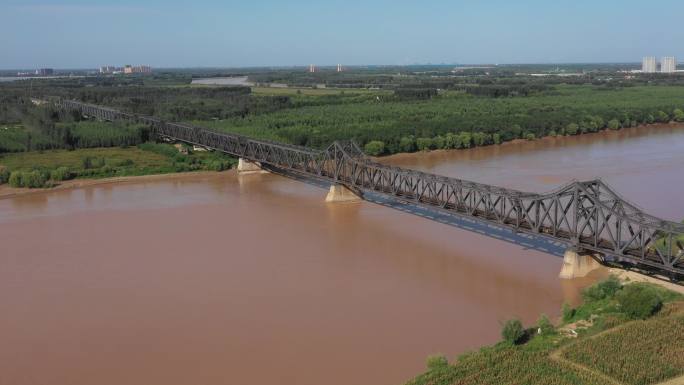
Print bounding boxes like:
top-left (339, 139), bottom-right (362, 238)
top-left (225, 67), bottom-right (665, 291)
top-left (1, 125), bottom-right (684, 385)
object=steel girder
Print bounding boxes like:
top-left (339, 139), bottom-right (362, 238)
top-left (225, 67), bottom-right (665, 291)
top-left (54, 99), bottom-right (684, 276)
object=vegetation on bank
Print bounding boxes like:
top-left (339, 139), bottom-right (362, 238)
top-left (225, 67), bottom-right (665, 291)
top-left (2, 69), bottom-right (684, 186)
top-left (194, 85), bottom-right (684, 152)
top-left (0, 143), bottom-right (236, 189)
top-left (405, 276), bottom-right (684, 385)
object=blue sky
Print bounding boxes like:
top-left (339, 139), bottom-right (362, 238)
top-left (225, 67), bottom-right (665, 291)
top-left (2, 0), bottom-right (683, 69)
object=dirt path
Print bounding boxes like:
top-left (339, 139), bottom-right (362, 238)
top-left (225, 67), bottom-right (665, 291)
top-left (549, 325), bottom-right (628, 385)
top-left (550, 304), bottom-right (684, 385)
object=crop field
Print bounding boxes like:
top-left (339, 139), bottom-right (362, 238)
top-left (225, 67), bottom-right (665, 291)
top-left (0, 147), bottom-right (170, 171)
top-left (406, 342), bottom-right (608, 385)
top-left (405, 279), bottom-right (684, 385)
top-left (561, 310), bottom-right (684, 385)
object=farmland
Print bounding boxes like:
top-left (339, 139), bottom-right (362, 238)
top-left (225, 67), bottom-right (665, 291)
top-left (404, 278), bottom-right (684, 385)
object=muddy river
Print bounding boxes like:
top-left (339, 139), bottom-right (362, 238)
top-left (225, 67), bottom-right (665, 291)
top-left (1, 125), bottom-right (683, 385)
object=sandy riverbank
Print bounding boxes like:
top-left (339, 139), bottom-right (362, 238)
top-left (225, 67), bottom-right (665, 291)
top-left (0, 170), bottom-right (233, 200)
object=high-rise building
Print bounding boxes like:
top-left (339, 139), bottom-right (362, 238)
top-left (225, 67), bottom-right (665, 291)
top-left (35, 68), bottom-right (54, 76)
top-left (642, 57), bottom-right (657, 73)
top-left (661, 57), bottom-right (676, 73)
top-left (308, 64), bottom-right (316, 73)
top-left (123, 65), bottom-right (152, 74)
top-left (337, 64), bottom-right (343, 72)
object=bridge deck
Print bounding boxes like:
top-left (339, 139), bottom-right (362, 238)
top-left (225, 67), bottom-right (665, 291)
top-left (53, 98), bottom-right (684, 278)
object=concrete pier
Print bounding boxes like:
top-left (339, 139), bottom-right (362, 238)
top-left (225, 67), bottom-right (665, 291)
top-left (325, 185), bottom-right (361, 203)
top-left (237, 158), bottom-right (268, 174)
top-left (559, 248), bottom-right (602, 279)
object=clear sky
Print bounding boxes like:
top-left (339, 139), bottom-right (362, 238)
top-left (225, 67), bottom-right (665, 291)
top-left (2, 0), bottom-right (683, 69)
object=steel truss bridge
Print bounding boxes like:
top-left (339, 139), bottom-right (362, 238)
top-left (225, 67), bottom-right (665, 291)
top-left (55, 99), bottom-right (684, 278)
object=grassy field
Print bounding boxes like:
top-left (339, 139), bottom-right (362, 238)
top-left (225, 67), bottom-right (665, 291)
top-left (0, 143), bottom-right (236, 188)
top-left (0, 147), bottom-right (170, 171)
top-left (405, 278), bottom-right (684, 385)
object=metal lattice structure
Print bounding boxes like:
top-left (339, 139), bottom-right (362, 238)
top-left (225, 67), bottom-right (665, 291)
top-left (55, 99), bottom-right (684, 277)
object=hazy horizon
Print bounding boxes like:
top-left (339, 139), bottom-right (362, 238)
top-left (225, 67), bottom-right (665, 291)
top-left (2, 0), bottom-right (684, 70)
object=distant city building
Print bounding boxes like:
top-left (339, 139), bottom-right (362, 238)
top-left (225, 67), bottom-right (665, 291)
top-left (642, 57), bottom-right (657, 73)
top-left (99, 65), bottom-right (121, 74)
top-left (123, 64), bottom-right (152, 74)
top-left (35, 68), bottom-right (54, 76)
top-left (337, 64), bottom-right (343, 72)
top-left (308, 64), bottom-right (316, 73)
top-left (661, 57), bottom-right (676, 73)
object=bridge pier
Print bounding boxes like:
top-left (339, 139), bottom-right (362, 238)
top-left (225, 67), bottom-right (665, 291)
top-left (559, 248), bottom-right (602, 279)
top-left (325, 184), bottom-right (361, 203)
top-left (237, 158), bottom-right (268, 174)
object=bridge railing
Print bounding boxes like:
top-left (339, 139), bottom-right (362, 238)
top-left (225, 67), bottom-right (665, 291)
top-left (53, 98), bottom-right (684, 276)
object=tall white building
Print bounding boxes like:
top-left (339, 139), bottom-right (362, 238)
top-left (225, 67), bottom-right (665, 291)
top-left (661, 57), bottom-right (676, 73)
top-left (642, 56), bottom-right (657, 73)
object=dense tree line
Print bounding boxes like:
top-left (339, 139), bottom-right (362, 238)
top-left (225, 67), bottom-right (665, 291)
top-left (197, 84), bottom-right (684, 154)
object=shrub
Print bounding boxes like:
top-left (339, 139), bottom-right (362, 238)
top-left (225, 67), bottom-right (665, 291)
top-left (398, 136), bottom-right (416, 152)
top-left (0, 167), bottom-right (9, 184)
top-left (416, 137), bottom-right (433, 151)
top-left (208, 160), bottom-right (230, 171)
top-left (50, 166), bottom-right (73, 181)
top-left (81, 156), bottom-right (104, 169)
top-left (616, 284), bottom-right (663, 319)
top-left (536, 314), bottom-right (555, 336)
top-left (425, 355), bottom-right (448, 370)
top-left (565, 123), bottom-right (579, 135)
top-left (364, 140), bottom-right (385, 156)
top-left (674, 108), bottom-right (684, 122)
top-left (501, 319), bottom-right (525, 344)
top-left (11, 171), bottom-right (48, 188)
top-left (8, 171), bottom-right (23, 187)
top-left (607, 119), bottom-right (621, 130)
top-left (582, 275), bottom-right (622, 302)
top-left (562, 303), bottom-right (575, 322)
top-left (524, 132), bottom-right (536, 141)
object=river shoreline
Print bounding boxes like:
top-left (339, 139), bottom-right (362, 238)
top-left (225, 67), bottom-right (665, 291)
top-left (2, 121), bottom-right (683, 200)
top-left (0, 170), bottom-right (231, 200)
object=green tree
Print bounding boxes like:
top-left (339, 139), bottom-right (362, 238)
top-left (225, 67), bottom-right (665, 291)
top-left (565, 123), bottom-right (579, 135)
top-left (607, 119), bottom-right (620, 130)
top-left (501, 319), bottom-right (525, 344)
top-left (673, 108), bottom-right (684, 122)
top-left (433, 135), bottom-right (446, 149)
top-left (416, 137), bottom-right (433, 151)
top-left (8, 171), bottom-right (23, 187)
top-left (364, 140), bottom-right (385, 156)
top-left (0, 167), bottom-right (9, 184)
top-left (399, 136), bottom-right (416, 152)
top-left (616, 284), bottom-right (663, 319)
top-left (656, 110), bottom-right (670, 123)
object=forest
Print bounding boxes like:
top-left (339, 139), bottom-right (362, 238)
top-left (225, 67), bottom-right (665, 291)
top-left (2, 68), bottom-right (684, 159)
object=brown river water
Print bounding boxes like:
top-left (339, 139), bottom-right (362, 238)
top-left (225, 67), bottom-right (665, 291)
top-left (1, 125), bottom-right (684, 385)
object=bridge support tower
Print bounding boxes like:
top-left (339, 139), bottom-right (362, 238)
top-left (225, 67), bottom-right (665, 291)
top-left (237, 158), bottom-right (268, 174)
top-left (325, 184), bottom-right (361, 203)
top-left (559, 248), bottom-right (602, 279)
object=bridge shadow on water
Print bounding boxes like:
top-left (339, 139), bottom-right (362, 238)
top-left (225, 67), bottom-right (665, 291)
top-left (262, 167), bottom-right (568, 259)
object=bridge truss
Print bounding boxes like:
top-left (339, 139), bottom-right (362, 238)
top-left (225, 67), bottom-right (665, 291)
top-left (55, 99), bottom-right (684, 277)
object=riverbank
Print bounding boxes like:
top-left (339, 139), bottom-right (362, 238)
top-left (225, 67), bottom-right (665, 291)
top-left (381, 121), bottom-right (684, 166)
top-left (0, 170), bottom-right (230, 200)
top-left (405, 277), bottom-right (684, 385)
